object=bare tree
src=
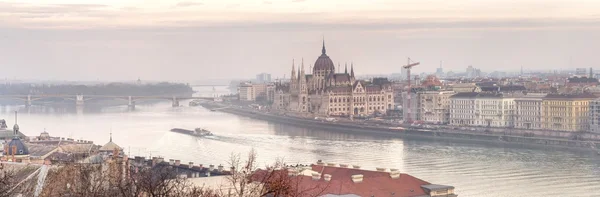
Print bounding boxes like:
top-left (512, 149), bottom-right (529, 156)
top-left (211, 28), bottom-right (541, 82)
top-left (40, 163), bottom-right (118, 197)
top-left (0, 167), bottom-right (16, 197)
top-left (226, 149), bottom-right (330, 197)
top-left (40, 161), bottom-right (218, 197)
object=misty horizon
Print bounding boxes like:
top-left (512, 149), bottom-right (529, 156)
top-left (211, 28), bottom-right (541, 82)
top-left (1, 0), bottom-right (599, 81)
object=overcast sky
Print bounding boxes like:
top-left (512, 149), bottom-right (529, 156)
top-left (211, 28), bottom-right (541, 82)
top-left (1, 0), bottom-right (599, 81)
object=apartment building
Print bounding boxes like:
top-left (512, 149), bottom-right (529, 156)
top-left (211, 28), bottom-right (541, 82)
top-left (514, 93), bottom-right (547, 130)
top-left (449, 92), bottom-right (478, 126)
top-left (589, 98), bottom-right (600, 133)
top-left (450, 92), bottom-right (516, 127)
top-left (418, 91), bottom-right (455, 124)
top-left (542, 94), bottom-right (597, 132)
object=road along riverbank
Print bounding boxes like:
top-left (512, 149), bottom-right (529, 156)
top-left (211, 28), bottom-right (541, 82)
top-left (200, 103), bottom-right (600, 153)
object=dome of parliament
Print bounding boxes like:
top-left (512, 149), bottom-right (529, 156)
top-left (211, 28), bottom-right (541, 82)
top-left (313, 40), bottom-right (335, 73)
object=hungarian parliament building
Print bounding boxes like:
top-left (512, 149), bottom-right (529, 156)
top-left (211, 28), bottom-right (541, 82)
top-left (273, 41), bottom-right (394, 116)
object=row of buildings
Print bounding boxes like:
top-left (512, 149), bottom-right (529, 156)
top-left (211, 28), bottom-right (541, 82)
top-left (237, 82), bottom-right (275, 102)
top-left (402, 77), bottom-right (600, 133)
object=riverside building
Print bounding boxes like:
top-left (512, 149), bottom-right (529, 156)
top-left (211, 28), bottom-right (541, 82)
top-left (273, 41), bottom-right (394, 116)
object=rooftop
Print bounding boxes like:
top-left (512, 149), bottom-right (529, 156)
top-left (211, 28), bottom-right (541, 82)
top-left (544, 93), bottom-right (597, 100)
top-left (252, 163), bottom-right (455, 197)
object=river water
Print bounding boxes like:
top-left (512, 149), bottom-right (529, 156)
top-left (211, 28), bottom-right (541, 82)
top-left (2, 86), bottom-right (600, 197)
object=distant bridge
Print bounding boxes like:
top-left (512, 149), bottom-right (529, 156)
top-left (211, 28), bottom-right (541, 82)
top-left (0, 94), bottom-right (216, 108)
top-left (190, 84), bottom-right (228, 87)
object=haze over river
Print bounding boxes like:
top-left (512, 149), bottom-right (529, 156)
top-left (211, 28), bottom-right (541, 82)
top-left (2, 86), bottom-right (600, 197)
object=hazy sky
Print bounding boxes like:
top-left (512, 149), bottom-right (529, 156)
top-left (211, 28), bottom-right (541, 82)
top-left (1, 0), bottom-right (600, 81)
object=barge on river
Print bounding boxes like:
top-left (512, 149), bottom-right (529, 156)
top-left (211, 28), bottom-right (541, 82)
top-left (170, 128), bottom-right (213, 137)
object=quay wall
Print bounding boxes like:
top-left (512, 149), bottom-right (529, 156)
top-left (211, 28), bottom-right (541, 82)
top-left (204, 104), bottom-right (600, 152)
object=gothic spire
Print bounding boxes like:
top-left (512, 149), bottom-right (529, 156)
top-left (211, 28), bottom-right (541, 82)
top-left (350, 62), bottom-right (355, 78)
top-left (345, 64), bottom-right (348, 74)
top-left (301, 58), bottom-right (304, 73)
top-left (291, 59), bottom-right (296, 80)
top-left (110, 132), bottom-right (112, 142)
top-left (321, 38), bottom-right (326, 55)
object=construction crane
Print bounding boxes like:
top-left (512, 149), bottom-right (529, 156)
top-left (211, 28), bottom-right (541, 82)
top-left (403, 58), bottom-right (420, 123)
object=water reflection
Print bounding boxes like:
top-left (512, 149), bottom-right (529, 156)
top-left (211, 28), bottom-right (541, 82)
top-left (0, 86), bottom-right (599, 196)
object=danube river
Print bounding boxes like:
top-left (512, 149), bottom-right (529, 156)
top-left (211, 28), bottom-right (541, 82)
top-left (2, 86), bottom-right (600, 197)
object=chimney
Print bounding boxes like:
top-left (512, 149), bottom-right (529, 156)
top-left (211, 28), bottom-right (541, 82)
top-left (389, 171), bottom-right (401, 179)
top-left (376, 167), bottom-right (386, 172)
top-left (218, 164), bottom-right (224, 172)
top-left (323, 174), bottom-right (332, 181)
top-left (209, 164), bottom-right (215, 171)
top-left (351, 174), bottom-right (363, 183)
top-left (327, 163), bottom-right (336, 167)
top-left (169, 159), bottom-right (175, 165)
top-left (352, 165), bottom-right (361, 169)
top-left (311, 173), bottom-right (321, 180)
top-left (189, 162), bottom-right (194, 168)
top-left (339, 164), bottom-right (348, 168)
top-left (175, 160), bottom-right (181, 166)
top-left (198, 164), bottom-right (203, 169)
top-left (157, 157), bottom-right (164, 163)
top-left (152, 157), bottom-right (157, 167)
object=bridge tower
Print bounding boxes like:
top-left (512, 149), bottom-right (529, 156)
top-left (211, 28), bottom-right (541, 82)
top-left (128, 96), bottom-right (135, 110)
top-left (76, 95), bottom-right (85, 106)
top-left (26, 95), bottom-right (32, 107)
top-left (172, 96), bottom-right (179, 107)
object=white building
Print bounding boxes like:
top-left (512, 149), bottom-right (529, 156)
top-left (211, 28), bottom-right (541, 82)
top-left (238, 83), bottom-right (255, 101)
top-left (418, 91), bottom-right (455, 124)
top-left (450, 92), bottom-right (516, 127)
top-left (514, 93), bottom-right (546, 130)
top-left (238, 82), bottom-right (275, 102)
top-left (449, 92), bottom-right (477, 126)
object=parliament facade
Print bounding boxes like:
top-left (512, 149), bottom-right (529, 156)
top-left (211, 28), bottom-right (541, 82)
top-left (273, 41), bottom-right (394, 116)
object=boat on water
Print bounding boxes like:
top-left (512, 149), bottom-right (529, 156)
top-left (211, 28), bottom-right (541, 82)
top-left (170, 128), bottom-right (213, 137)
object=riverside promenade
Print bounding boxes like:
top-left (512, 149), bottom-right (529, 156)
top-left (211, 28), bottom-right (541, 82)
top-left (200, 102), bottom-right (600, 153)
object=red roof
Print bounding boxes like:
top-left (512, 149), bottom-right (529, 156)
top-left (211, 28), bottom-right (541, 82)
top-left (253, 165), bottom-right (431, 197)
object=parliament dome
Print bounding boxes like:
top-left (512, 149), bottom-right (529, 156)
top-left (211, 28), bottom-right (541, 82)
top-left (313, 40), bottom-right (335, 73)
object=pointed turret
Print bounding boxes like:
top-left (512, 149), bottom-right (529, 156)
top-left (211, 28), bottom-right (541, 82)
top-left (291, 59), bottom-right (297, 82)
top-left (321, 38), bottom-right (326, 55)
top-left (301, 58), bottom-right (305, 75)
top-left (350, 62), bottom-right (355, 78)
top-left (13, 111), bottom-right (19, 137)
top-left (345, 64), bottom-right (348, 74)
top-left (297, 67), bottom-right (301, 82)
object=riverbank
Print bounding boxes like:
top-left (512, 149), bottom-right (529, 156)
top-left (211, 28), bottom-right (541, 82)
top-left (200, 102), bottom-right (600, 153)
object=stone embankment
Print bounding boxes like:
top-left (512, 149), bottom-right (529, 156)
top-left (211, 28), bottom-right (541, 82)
top-left (201, 103), bottom-right (600, 153)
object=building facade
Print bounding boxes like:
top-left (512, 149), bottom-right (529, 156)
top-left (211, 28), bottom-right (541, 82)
top-left (449, 92), bottom-right (478, 126)
top-left (542, 94), bottom-right (596, 132)
top-left (238, 82), bottom-right (275, 102)
top-left (450, 92), bottom-right (516, 127)
top-left (273, 41), bottom-right (394, 116)
top-left (514, 93), bottom-right (546, 130)
top-left (238, 82), bottom-right (255, 101)
top-left (418, 91), bottom-right (455, 124)
top-left (256, 73), bottom-right (272, 83)
top-left (589, 98), bottom-right (600, 133)
top-left (402, 91), bottom-right (420, 122)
